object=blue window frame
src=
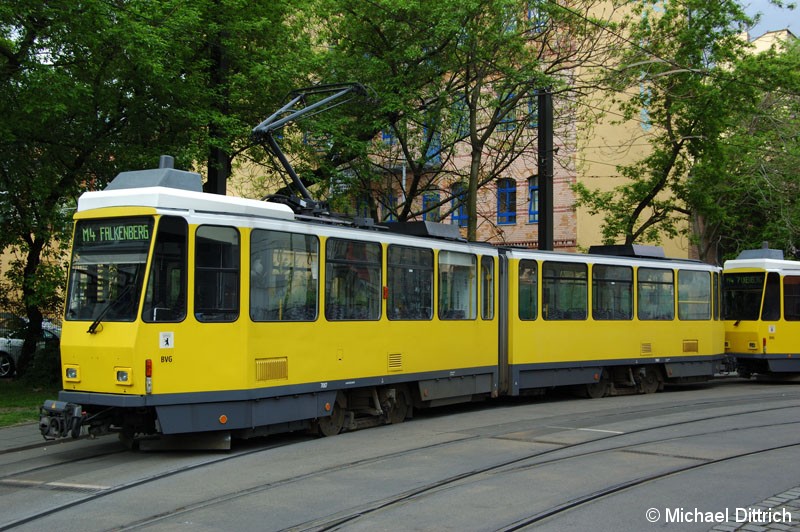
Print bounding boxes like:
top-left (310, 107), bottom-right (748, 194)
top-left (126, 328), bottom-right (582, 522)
top-left (451, 183), bottom-right (467, 227)
top-left (423, 125), bottom-right (442, 166)
top-left (382, 192), bottom-right (397, 222)
top-left (382, 129), bottom-right (395, 145)
top-left (528, 176), bottom-right (539, 223)
top-left (356, 195), bottom-right (370, 219)
top-left (527, 97), bottom-right (538, 129)
top-left (422, 192), bottom-right (440, 222)
top-left (527, 2), bottom-right (548, 32)
top-left (497, 91), bottom-right (517, 132)
top-left (497, 178), bottom-right (517, 225)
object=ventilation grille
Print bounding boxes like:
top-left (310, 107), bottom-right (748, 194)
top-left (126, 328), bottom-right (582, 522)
top-left (641, 343), bottom-right (652, 355)
top-left (388, 353), bottom-right (403, 372)
top-left (256, 357), bottom-right (288, 381)
top-left (683, 340), bottom-right (699, 353)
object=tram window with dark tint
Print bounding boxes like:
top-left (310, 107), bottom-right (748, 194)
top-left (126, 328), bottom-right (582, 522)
top-left (195, 226), bottom-right (240, 322)
top-left (762, 271), bottom-right (781, 321)
top-left (481, 256), bottom-right (495, 320)
top-left (722, 272), bottom-right (765, 320)
top-left (518, 259), bottom-right (538, 320)
top-left (678, 270), bottom-right (711, 320)
top-left (592, 264), bottom-right (632, 320)
top-left (785, 276), bottom-right (800, 321)
top-left (713, 272), bottom-right (720, 320)
top-left (439, 250), bottom-right (477, 320)
top-left (387, 245), bottom-right (432, 320)
top-left (637, 268), bottom-right (674, 320)
top-left (143, 216), bottom-right (187, 323)
top-left (325, 238), bottom-right (381, 321)
top-left (543, 261), bottom-right (587, 320)
top-left (783, 275), bottom-right (800, 321)
top-left (250, 230), bottom-right (318, 322)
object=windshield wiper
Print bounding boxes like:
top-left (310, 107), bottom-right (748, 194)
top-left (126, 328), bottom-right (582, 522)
top-left (87, 285), bottom-right (133, 334)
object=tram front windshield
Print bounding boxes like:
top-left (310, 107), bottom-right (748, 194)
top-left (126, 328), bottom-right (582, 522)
top-left (722, 272), bottom-right (765, 321)
top-left (65, 217), bottom-right (154, 322)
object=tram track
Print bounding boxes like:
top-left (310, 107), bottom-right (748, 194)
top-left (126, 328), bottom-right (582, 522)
top-left (283, 411), bottom-right (800, 531)
top-left (4, 388), bottom-right (800, 531)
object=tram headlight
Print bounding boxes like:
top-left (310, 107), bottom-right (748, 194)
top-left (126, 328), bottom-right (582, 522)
top-left (65, 366), bottom-right (79, 382)
top-left (114, 367), bottom-right (133, 386)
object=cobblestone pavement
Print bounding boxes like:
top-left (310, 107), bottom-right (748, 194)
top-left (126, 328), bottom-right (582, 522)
top-left (710, 487), bottom-right (800, 531)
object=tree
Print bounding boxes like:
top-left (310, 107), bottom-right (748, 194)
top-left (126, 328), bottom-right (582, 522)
top-left (689, 37), bottom-right (800, 260)
top-left (305, 0), bottom-right (618, 241)
top-left (573, 0), bottom-right (759, 254)
top-left (0, 0), bottom-right (314, 377)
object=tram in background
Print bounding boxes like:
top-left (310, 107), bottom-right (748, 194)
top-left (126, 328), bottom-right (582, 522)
top-left (723, 246), bottom-right (800, 378)
top-left (38, 157), bottom-right (726, 448)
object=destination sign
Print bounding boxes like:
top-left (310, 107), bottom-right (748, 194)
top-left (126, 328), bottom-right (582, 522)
top-left (76, 218), bottom-right (153, 246)
top-left (723, 273), bottom-right (764, 288)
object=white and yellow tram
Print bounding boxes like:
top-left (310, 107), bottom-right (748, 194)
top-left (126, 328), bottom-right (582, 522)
top-left (723, 247), bottom-right (800, 377)
top-left (40, 161), bottom-right (725, 447)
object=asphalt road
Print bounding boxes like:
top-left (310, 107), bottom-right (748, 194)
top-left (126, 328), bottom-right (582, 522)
top-left (2, 378), bottom-right (800, 531)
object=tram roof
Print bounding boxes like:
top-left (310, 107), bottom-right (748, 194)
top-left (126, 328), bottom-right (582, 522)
top-left (723, 257), bottom-right (800, 273)
top-left (77, 186), bottom-right (296, 221)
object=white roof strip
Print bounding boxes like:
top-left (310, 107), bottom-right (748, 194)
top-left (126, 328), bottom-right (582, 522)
top-left (76, 186), bottom-right (295, 221)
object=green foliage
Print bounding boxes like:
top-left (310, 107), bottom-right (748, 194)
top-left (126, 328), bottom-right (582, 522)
top-left (0, 0), bottom-right (316, 376)
top-left (574, 0), bottom-right (759, 251)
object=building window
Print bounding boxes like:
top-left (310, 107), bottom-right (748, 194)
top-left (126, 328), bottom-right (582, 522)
top-left (528, 176), bottom-right (539, 223)
top-left (422, 192), bottom-right (440, 222)
top-left (451, 183), bottom-right (467, 227)
top-left (382, 192), bottom-right (396, 222)
top-left (497, 91), bottom-right (517, 131)
top-left (497, 178), bottom-right (517, 225)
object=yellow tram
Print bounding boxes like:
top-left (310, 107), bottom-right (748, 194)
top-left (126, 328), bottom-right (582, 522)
top-left (723, 247), bottom-right (800, 378)
top-left (40, 160), bottom-right (726, 447)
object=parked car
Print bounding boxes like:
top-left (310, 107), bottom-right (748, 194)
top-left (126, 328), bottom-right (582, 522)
top-left (0, 316), bottom-right (61, 378)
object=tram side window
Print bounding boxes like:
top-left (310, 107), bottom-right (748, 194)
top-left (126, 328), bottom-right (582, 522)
top-left (518, 260), bottom-right (538, 320)
top-left (713, 272), bottom-right (720, 320)
top-left (785, 276), bottom-right (800, 321)
top-left (543, 261), bottom-right (587, 320)
top-left (387, 245), bottom-right (433, 320)
top-left (592, 264), bottom-right (632, 320)
top-left (439, 250), bottom-right (477, 320)
top-left (762, 272), bottom-right (781, 321)
top-left (678, 270), bottom-right (711, 320)
top-left (195, 226), bottom-right (240, 322)
top-left (250, 230), bottom-right (318, 322)
top-left (325, 238), bottom-right (381, 321)
top-left (481, 256), bottom-right (495, 320)
top-left (637, 268), bottom-right (674, 320)
top-left (143, 216), bottom-right (187, 323)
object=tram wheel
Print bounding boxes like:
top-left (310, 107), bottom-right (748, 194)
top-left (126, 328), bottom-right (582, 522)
top-left (584, 371), bottom-right (609, 399)
top-left (318, 395), bottom-right (346, 437)
top-left (385, 385), bottom-right (410, 424)
top-left (639, 367), bottom-right (661, 394)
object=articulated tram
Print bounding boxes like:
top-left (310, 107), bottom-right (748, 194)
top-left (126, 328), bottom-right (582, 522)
top-left (723, 247), bottom-right (800, 378)
top-left (40, 161), bottom-right (725, 448)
